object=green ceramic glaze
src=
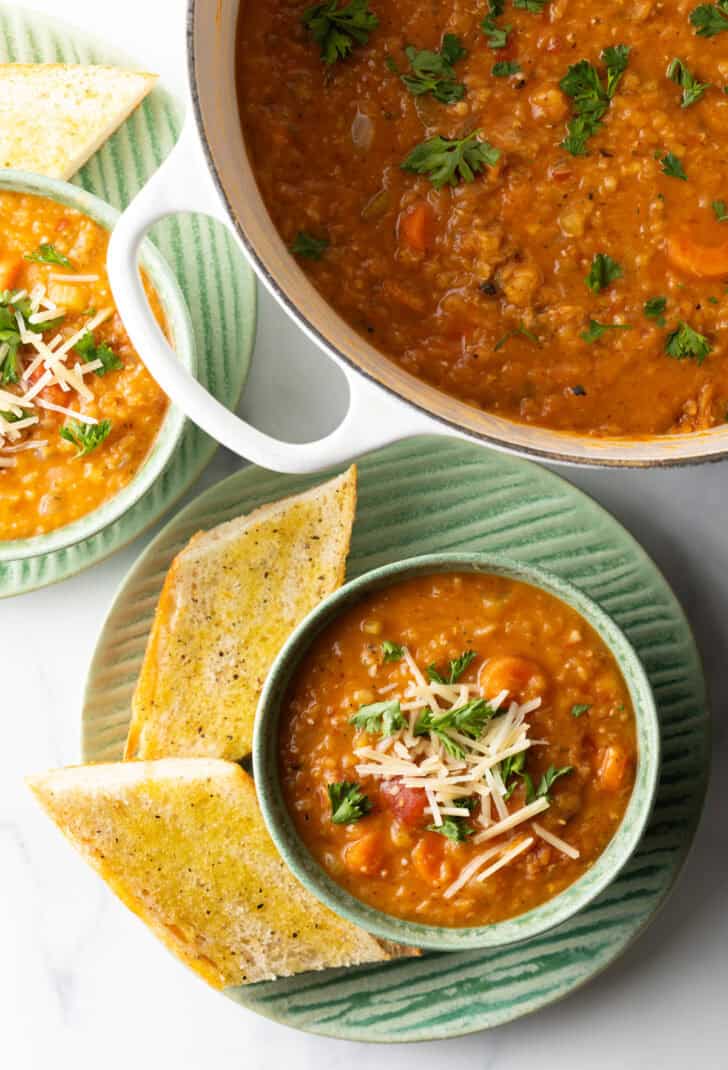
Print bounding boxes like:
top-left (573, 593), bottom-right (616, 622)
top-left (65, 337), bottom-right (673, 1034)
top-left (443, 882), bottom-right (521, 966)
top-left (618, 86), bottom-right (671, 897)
top-left (253, 551), bottom-right (660, 952)
top-left (0, 3), bottom-right (256, 594)
top-left (82, 436), bottom-right (709, 1042)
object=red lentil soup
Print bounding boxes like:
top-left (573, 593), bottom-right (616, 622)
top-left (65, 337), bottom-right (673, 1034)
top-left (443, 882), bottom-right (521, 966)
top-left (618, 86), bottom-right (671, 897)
top-left (279, 572), bottom-right (637, 927)
top-left (0, 191), bottom-right (169, 540)
top-left (237, 1), bottom-right (728, 437)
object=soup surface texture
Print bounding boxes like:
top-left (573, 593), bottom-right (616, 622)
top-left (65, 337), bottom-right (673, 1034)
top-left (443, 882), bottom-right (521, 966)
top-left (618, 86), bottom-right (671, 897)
top-left (0, 191), bottom-right (169, 540)
top-left (237, 0), bottom-right (728, 437)
top-left (279, 572), bottom-right (637, 928)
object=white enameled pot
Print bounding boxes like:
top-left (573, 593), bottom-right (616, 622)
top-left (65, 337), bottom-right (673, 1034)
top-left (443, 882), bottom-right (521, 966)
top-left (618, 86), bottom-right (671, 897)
top-left (107, 0), bottom-right (728, 472)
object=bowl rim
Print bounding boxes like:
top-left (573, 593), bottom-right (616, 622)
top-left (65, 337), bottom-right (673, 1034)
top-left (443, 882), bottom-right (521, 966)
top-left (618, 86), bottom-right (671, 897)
top-left (0, 169), bottom-right (195, 562)
top-left (253, 551), bottom-right (661, 952)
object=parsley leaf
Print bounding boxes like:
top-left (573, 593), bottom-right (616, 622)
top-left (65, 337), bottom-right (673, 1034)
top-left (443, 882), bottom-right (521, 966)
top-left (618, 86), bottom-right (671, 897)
top-left (492, 60), bottom-right (521, 77)
top-left (690, 1), bottom-right (728, 37)
top-left (427, 649), bottom-right (477, 685)
top-left (560, 45), bottom-right (630, 156)
top-left (427, 816), bottom-right (473, 841)
top-left (665, 321), bottom-right (712, 364)
top-left (488, 0), bottom-right (505, 13)
top-left (401, 131), bottom-right (501, 188)
top-left (481, 16), bottom-right (512, 49)
top-left (514, 0), bottom-right (547, 10)
top-left (381, 640), bottom-right (404, 662)
top-left (581, 319), bottom-right (632, 343)
top-left (500, 751), bottom-right (526, 799)
top-left (428, 698), bottom-right (495, 740)
top-left (525, 764), bottom-right (573, 804)
top-left (290, 231), bottom-right (329, 259)
top-left (0, 304), bottom-right (21, 384)
top-left (660, 152), bottom-right (687, 180)
top-left (59, 419), bottom-right (112, 457)
top-left (350, 699), bottom-right (406, 736)
top-left (585, 252), bottom-right (623, 293)
top-left (571, 703), bottom-right (591, 717)
top-left (388, 35), bottom-right (467, 104)
top-left (713, 199), bottom-right (728, 222)
top-left (24, 243), bottom-right (74, 269)
top-left (644, 296), bottom-right (667, 326)
top-left (74, 331), bottom-right (124, 376)
top-left (302, 0), bottom-right (378, 65)
top-left (667, 57), bottom-right (711, 107)
top-left (328, 781), bottom-right (372, 823)
top-left (494, 322), bottom-right (541, 350)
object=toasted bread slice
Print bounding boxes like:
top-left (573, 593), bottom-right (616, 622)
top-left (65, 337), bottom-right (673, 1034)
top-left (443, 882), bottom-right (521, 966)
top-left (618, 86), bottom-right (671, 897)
top-left (28, 759), bottom-right (415, 988)
top-left (0, 64), bottom-right (157, 179)
top-left (126, 467), bottom-right (357, 762)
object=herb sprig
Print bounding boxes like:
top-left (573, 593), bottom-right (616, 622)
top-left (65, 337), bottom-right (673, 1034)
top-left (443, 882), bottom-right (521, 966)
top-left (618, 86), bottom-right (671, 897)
top-left (665, 322), bottom-right (712, 364)
top-left (585, 253), bottom-right (623, 294)
top-left (690, 1), bottom-right (728, 36)
top-left (427, 816), bottom-right (473, 841)
top-left (74, 331), bottom-right (123, 376)
top-left (387, 34), bottom-right (467, 104)
top-left (24, 243), bottom-right (74, 269)
top-left (328, 781), bottom-right (372, 823)
top-left (401, 131), bottom-right (501, 188)
top-left (427, 650), bottom-right (477, 685)
top-left (59, 419), bottom-right (112, 457)
top-left (560, 45), bottom-right (630, 156)
top-left (581, 319), bottom-right (632, 343)
top-left (666, 58), bottom-right (710, 107)
top-left (350, 699), bottom-right (406, 737)
top-left (644, 296), bottom-right (667, 326)
top-left (302, 0), bottom-right (378, 65)
top-left (290, 231), bottom-right (330, 260)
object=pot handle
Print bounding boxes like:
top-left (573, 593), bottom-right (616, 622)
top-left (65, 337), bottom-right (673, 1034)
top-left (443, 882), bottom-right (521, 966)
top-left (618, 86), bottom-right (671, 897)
top-left (107, 113), bottom-right (440, 474)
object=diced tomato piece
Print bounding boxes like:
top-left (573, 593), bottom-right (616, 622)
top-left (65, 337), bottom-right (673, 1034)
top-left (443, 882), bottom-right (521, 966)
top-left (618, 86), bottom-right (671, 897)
top-left (379, 779), bottom-right (427, 826)
top-left (398, 202), bottom-right (434, 253)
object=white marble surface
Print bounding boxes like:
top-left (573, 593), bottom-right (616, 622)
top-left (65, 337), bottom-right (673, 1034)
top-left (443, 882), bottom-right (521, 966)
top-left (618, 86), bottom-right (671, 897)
top-left (2, 1), bottom-right (727, 1066)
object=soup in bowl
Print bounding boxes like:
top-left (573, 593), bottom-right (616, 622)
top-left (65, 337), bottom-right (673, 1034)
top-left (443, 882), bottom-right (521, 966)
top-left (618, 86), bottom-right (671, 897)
top-left (254, 553), bottom-right (659, 950)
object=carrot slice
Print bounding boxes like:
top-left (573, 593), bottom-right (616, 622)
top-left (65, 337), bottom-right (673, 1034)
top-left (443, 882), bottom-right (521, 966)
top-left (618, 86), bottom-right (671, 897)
top-left (0, 255), bottom-right (23, 291)
top-left (666, 232), bottom-right (728, 278)
top-left (399, 202), bottom-right (434, 253)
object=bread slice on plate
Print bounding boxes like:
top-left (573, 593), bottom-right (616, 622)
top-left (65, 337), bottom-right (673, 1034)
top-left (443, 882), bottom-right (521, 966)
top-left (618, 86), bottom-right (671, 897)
top-left (0, 64), bottom-right (157, 179)
top-left (125, 467), bottom-right (357, 762)
top-left (28, 759), bottom-right (416, 988)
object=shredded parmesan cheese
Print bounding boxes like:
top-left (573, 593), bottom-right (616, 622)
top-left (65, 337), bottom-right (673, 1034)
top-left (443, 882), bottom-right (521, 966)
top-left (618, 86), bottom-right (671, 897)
top-left (531, 821), bottom-right (580, 859)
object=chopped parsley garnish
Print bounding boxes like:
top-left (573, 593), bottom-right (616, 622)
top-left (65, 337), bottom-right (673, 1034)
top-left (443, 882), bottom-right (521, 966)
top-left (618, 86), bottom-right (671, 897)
top-left (524, 764), bottom-right (573, 804)
top-left (0, 304), bottom-right (21, 384)
top-left (713, 200), bottom-right (728, 222)
top-left (660, 152), bottom-right (687, 180)
top-left (501, 751), bottom-right (526, 799)
top-left (514, 0), bottom-right (547, 10)
top-left (488, 0), bottom-right (505, 12)
top-left (427, 649), bottom-right (477, 685)
top-left (690, 1), bottom-right (728, 36)
top-left (560, 45), bottom-right (630, 156)
top-left (666, 58), bottom-right (711, 107)
top-left (571, 703), bottom-right (591, 718)
top-left (585, 252), bottom-right (623, 293)
top-left (59, 419), bottom-right (112, 457)
top-left (401, 131), bottom-right (500, 188)
top-left (24, 243), bottom-right (74, 269)
top-left (492, 60), bottom-right (522, 77)
top-left (481, 16), bottom-right (512, 49)
top-left (427, 816), bottom-right (473, 841)
top-left (327, 781), bottom-right (372, 823)
top-left (74, 330), bottom-right (123, 376)
top-left (381, 639), bottom-right (404, 662)
top-left (302, 0), bottom-right (378, 65)
top-left (665, 321), bottom-right (712, 364)
top-left (387, 34), bottom-right (467, 104)
top-left (494, 322), bottom-right (540, 350)
top-left (581, 319), bottom-right (632, 343)
top-left (290, 231), bottom-right (329, 259)
top-left (350, 698), bottom-right (406, 736)
top-left (416, 698), bottom-right (495, 743)
top-left (644, 296), bottom-right (667, 326)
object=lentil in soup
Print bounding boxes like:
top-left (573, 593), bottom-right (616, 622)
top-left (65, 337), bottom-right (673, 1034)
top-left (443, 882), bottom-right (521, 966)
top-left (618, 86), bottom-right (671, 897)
top-left (279, 572), bottom-right (637, 927)
top-left (0, 191), bottom-right (169, 540)
top-left (237, 0), bottom-right (728, 437)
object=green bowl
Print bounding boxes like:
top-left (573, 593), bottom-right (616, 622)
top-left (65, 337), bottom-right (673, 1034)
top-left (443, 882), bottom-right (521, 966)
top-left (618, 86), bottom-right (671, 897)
top-left (0, 170), bottom-right (195, 562)
top-left (253, 551), bottom-right (660, 952)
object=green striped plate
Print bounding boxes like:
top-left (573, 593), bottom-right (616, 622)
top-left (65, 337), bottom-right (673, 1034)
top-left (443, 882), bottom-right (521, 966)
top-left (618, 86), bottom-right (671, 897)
top-left (82, 436), bottom-right (709, 1042)
top-left (0, 3), bottom-right (256, 597)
